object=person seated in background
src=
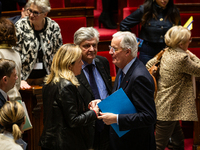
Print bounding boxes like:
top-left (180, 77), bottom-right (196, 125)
top-left (0, 18), bottom-right (22, 101)
top-left (39, 44), bottom-right (99, 150)
top-left (0, 101), bottom-right (26, 150)
top-left (146, 25), bottom-right (200, 150)
top-left (9, 2), bottom-right (29, 24)
top-left (14, 0), bottom-right (63, 90)
top-left (74, 27), bottom-right (112, 150)
top-left (0, 0), bottom-right (26, 11)
top-left (120, 0), bottom-right (181, 65)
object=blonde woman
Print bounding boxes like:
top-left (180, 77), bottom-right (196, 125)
top-left (0, 101), bottom-right (26, 150)
top-left (146, 25), bottom-right (200, 150)
top-left (39, 44), bottom-right (99, 150)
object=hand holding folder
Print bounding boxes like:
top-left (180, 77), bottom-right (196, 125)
top-left (98, 88), bottom-right (137, 137)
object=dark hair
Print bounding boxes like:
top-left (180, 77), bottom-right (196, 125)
top-left (0, 17), bottom-right (17, 46)
top-left (0, 58), bottom-right (16, 79)
top-left (142, 0), bottom-right (180, 25)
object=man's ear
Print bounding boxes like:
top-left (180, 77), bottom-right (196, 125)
top-left (2, 76), bottom-right (7, 83)
top-left (126, 49), bottom-right (131, 56)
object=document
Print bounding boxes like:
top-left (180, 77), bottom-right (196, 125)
top-left (98, 88), bottom-right (137, 137)
top-left (17, 100), bottom-right (33, 131)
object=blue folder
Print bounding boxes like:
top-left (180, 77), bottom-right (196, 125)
top-left (98, 88), bottom-right (137, 137)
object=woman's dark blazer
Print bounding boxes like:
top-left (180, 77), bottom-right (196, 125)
top-left (39, 78), bottom-right (97, 150)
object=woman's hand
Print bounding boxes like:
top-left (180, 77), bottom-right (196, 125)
top-left (88, 99), bottom-right (101, 109)
top-left (20, 80), bottom-right (31, 90)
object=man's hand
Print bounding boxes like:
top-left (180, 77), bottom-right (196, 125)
top-left (98, 112), bottom-right (117, 125)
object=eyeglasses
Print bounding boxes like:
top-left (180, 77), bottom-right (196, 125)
top-left (109, 45), bottom-right (120, 53)
top-left (27, 8), bottom-right (43, 17)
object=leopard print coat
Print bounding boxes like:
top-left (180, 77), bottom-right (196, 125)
top-left (15, 17), bottom-right (63, 80)
top-left (146, 47), bottom-right (200, 121)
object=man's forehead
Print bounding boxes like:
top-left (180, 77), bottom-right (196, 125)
top-left (82, 38), bottom-right (97, 44)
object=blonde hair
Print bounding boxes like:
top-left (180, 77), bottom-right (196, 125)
top-left (45, 44), bottom-right (82, 86)
top-left (165, 25), bottom-right (191, 48)
top-left (0, 101), bottom-right (25, 141)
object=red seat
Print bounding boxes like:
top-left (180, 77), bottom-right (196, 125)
top-left (49, 0), bottom-right (65, 8)
top-left (97, 51), bottom-right (116, 77)
top-left (53, 17), bottom-right (87, 44)
top-left (189, 48), bottom-right (200, 58)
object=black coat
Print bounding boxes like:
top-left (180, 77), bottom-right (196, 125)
top-left (39, 78), bottom-right (97, 150)
top-left (111, 58), bottom-right (157, 150)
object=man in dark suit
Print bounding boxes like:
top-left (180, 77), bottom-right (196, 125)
top-left (74, 27), bottom-right (112, 150)
top-left (0, 59), bottom-right (17, 108)
top-left (0, 59), bottom-right (17, 130)
top-left (98, 31), bottom-right (157, 150)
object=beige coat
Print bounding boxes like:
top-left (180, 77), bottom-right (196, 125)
top-left (0, 134), bottom-right (23, 150)
top-left (0, 45), bottom-right (22, 101)
top-left (146, 47), bottom-right (200, 121)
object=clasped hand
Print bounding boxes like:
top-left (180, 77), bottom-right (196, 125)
top-left (88, 99), bottom-right (117, 125)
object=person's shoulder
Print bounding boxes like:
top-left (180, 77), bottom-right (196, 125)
top-left (46, 17), bottom-right (60, 27)
top-left (95, 55), bottom-right (109, 62)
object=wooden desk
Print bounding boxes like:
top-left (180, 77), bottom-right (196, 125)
top-left (20, 86), bottom-right (43, 150)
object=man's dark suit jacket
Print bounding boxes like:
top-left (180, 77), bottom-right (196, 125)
top-left (111, 58), bottom-right (157, 150)
top-left (0, 91), bottom-right (6, 130)
top-left (76, 55), bottom-right (112, 148)
top-left (76, 55), bottom-right (112, 107)
top-left (0, 92), bottom-right (6, 109)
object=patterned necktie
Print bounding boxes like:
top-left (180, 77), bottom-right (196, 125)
top-left (87, 64), bottom-right (100, 99)
top-left (117, 70), bottom-right (124, 89)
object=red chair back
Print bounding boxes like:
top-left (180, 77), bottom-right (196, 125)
top-left (53, 17), bottom-right (87, 44)
top-left (97, 51), bottom-right (116, 77)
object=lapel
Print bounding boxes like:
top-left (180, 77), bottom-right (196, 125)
top-left (77, 70), bottom-right (94, 96)
top-left (113, 58), bottom-right (139, 92)
top-left (0, 92), bottom-right (6, 105)
top-left (95, 57), bottom-right (112, 94)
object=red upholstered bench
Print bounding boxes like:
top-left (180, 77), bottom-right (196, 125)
top-left (52, 17), bottom-right (87, 44)
top-left (97, 51), bottom-right (116, 77)
top-left (49, 0), bottom-right (65, 8)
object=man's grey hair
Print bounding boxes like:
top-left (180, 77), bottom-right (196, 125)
top-left (112, 31), bottom-right (138, 57)
top-left (74, 27), bottom-right (99, 45)
top-left (27, 0), bottom-right (51, 13)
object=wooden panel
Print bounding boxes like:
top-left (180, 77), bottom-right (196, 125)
top-left (176, 3), bottom-right (200, 13)
top-left (20, 86), bottom-right (43, 150)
